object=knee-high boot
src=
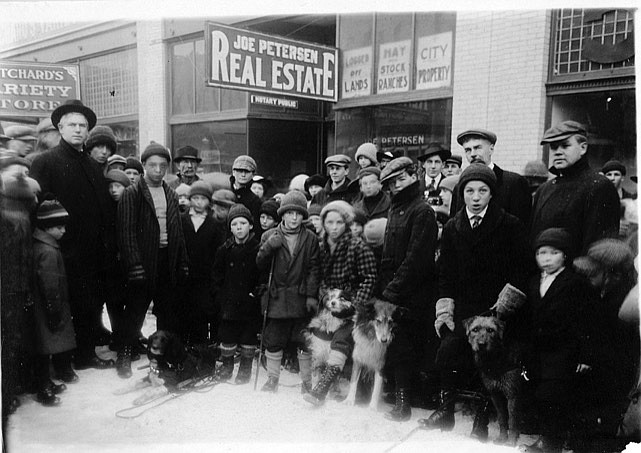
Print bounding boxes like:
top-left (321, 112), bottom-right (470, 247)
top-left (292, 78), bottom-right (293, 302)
top-left (261, 349), bottom-right (282, 392)
top-left (298, 349), bottom-right (312, 394)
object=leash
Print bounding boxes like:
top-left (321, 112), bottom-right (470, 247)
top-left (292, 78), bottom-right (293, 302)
top-left (383, 426), bottom-right (422, 453)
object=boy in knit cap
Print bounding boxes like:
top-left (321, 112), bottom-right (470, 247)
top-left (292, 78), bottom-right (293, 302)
top-left (32, 198), bottom-right (78, 406)
top-left (256, 190), bottom-right (321, 392)
top-left (123, 157), bottom-right (143, 186)
top-left (86, 125), bottom-right (117, 170)
top-left (211, 204), bottom-right (261, 384)
top-left (106, 154), bottom-right (127, 172)
top-left (106, 169), bottom-right (131, 202)
top-left (308, 204), bottom-right (323, 235)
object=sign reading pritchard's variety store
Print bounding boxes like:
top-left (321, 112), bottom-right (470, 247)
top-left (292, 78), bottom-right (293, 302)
top-left (206, 22), bottom-right (338, 102)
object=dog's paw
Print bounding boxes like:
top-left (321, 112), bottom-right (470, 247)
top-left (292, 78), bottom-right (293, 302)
top-left (132, 387), bottom-right (168, 406)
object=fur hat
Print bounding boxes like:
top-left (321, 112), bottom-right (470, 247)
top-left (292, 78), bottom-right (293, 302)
top-left (320, 200), bottom-right (355, 226)
top-left (534, 228), bottom-right (573, 258)
top-left (458, 163), bottom-right (497, 196)
top-left (355, 143), bottom-right (378, 164)
top-left (304, 174), bottom-right (327, 193)
top-left (587, 238), bottom-right (635, 271)
top-left (491, 283), bottom-right (527, 320)
top-left (308, 204), bottom-right (322, 217)
top-left (85, 125), bottom-right (117, 154)
top-left (141, 141), bottom-right (171, 163)
top-left (260, 198), bottom-right (280, 222)
top-left (36, 197), bottom-right (69, 229)
top-left (188, 180), bottom-right (213, 200)
top-left (124, 157), bottom-right (144, 174)
top-left (175, 183), bottom-right (191, 197)
top-left (289, 174), bottom-right (309, 193)
top-left (363, 218), bottom-right (387, 247)
top-left (212, 189), bottom-right (237, 207)
top-left (232, 155), bottom-right (257, 172)
top-left (277, 190), bottom-right (308, 219)
top-left (227, 203), bottom-right (253, 227)
top-left (106, 169), bottom-right (131, 188)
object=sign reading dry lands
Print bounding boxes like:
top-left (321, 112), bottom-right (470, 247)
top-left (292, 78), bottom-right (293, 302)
top-left (206, 23), bottom-right (338, 102)
top-left (0, 61), bottom-right (80, 118)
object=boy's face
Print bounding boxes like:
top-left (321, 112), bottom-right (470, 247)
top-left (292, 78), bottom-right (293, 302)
top-left (143, 155), bottom-right (169, 184)
top-left (536, 245), bottom-right (565, 275)
top-left (178, 194), bottom-right (190, 211)
top-left (605, 170), bottom-right (624, 189)
top-left (108, 182), bottom-right (126, 202)
top-left (190, 194), bottom-right (210, 213)
top-left (251, 182), bottom-right (265, 199)
top-left (282, 210), bottom-right (303, 230)
top-left (230, 217), bottom-right (251, 242)
top-left (232, 168), bottom-right (254, 186)
top-left (323, 211), bottom-right (346, 241)
top-left (443, 162), bottom-right (461, 176)
top-left (89, 145), bottom-right (112, 164)
top-left (357, 156), bottom-right (373, 169)
top-left (309, 215), bottom-right (322, 234)
top-left (124, 168), bottom-right (141, 185)
top-left (327, 164), bottom-right (348, 184)
top-left (260, 213), bottom-right (277, 231)
top-left (46, 224), bottom-right (66, 241)
top-left (308, 184), bottom-right (323, 198)
top-left (212, 204), bottom-right (230, 222)
top-left (388, 170), bottom-right (417, 195)
top-left (350, 222), bottom-right (364, 237)
top-left (462, 180), bottom-right (492, 214)
top-left (360, 174), bottom-right (381, 198)
top-left (549, 135), bottom-right (586, 170)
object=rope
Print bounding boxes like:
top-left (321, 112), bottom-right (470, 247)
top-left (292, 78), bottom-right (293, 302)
top-left (383, 426), bottom-right (422, 453)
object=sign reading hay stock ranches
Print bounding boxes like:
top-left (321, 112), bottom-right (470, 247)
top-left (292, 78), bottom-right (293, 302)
top-left (0, 61), bottom-right (80, 118)
top-left (206, 22), bottom-right (338, 102)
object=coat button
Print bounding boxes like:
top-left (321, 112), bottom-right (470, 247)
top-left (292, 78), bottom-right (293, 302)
top-left (230, 262), bottom-right (234, 267)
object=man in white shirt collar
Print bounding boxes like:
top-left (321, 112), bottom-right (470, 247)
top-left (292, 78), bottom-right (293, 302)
top-left (418, 143), bottom-right (451, 205)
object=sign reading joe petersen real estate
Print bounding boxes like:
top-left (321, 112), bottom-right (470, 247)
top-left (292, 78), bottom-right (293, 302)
top-left (206, 22), bottom-right (338, 102)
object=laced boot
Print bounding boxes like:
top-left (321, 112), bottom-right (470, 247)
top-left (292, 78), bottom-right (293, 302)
top-left (116, 345), bottom-right (133, 379)
top-left (234, 356), bottom-right (253, 385)
top-left (418, 390), bottom-right (456, 430)
top-left (470, 398), bottom-right (490, 441)
top-left (216, 355), bottom-right (235, 381)
top-left (303, 365), bottom-right (341, 406)
top-left (384, 388), bottom-right (412, 421)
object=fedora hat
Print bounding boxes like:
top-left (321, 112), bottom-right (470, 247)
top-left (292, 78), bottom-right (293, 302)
top-left (174, 145), bottom-right (201, 163)
top-left (51, 99), bottom-right (97, 130)
top-left (417, 143), bottom-right (451, 162)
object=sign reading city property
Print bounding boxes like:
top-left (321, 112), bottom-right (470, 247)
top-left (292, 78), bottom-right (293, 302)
top-left (206, 23), bottom-right (338, 102)
top-left (341, 46), bottom-right (372, 99)
top-left (415, 32), bottom-right (452, 90)
top-left (0, 61), bottom-right (80, 118)
top-left (377, 40), bottom-right (411, 94)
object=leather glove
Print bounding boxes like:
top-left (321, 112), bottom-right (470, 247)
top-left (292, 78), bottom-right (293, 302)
top-left (434, 298), bottom-right (455, 338)
top-left (45, 301), bottom-right (63, 332)
top-left (263, 233), bottom-right (283, 255)
top-left (128, 265), bottom-right (147, 283)
top-left (306, 297), bottom-right (318, 314)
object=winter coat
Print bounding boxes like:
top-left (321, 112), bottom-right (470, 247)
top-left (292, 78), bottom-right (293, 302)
top-left (311, 178), bottom-right (358, 206)
top-left (230, 176), bottom-right (261, 227)
top-left (181, 211), bottom-right (224, 282)
top-left (30, 138), bottom-right (115, 279)
top-left (352, 191), bottom-right (391, 220)
top-left (378, 181), bottom-right (438, 311)
top-left (530, 156), bottom-right (620, 257)
top-left (256, 224), bottom-right (321, 319)
top-left (438, 200), bottom-right (531, 325)
top-left (319, 231), bottom-right (377, 307)
top-left (211, 234), bottom-right (261, 321)
top-left (117, 178), bottom-right (189, 290)
top-left (31, 229), bottom-right (77, 355)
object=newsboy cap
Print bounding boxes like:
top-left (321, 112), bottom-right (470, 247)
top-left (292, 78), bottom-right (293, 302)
top-left (5, 125), bottom-right (37, 141)
top-left (457, 129), bottom-right (497, 146)
top-left (380, 157), bottom-right (415, 184)
top-left (445, 155), bottom-right (463, 167)
top-left (417, 143), bottom-right (451, 162)
top-left (357, 166), bottom-right (381, 180)
top-left (540, 121), bottom-right (587, 144)
top-left (325, 154), bottom-right (351, 167)
top-left (601, 160), bottom-right (626, 176)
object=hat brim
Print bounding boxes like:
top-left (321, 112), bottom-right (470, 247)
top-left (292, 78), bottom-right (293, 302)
top-left (457, 132), bottom-right (496, 146)
top-left (380, 169), bottom-right (405, 184)
top-left (175, 156), bottom-right (202, 164)
top-left (540, 133), bottom-right (576, 145)
top-left (51, 104), bottom-right (97, 130)
top-left (417, 149), bottom-right (452, 162)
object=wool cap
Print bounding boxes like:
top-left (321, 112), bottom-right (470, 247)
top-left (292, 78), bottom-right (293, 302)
top-left (601, 160), bottom-right (626, 176)
top-left (289, 174), bottom-right (309, 193)
top-left (36, 198), bottom-right (69, 229)
top-left (308, 203), bottom-right (322, 217)
top-left (321, 200), bottom-right (355, 225)
top-left (51, 99), bottom-right (97, 130)
top-left (458, 163), bottom-right (497, 196)
top-left (188, 180), bottom-right (213, 199)
top-left (445, 155), bottom-right (463, 167)
top-left (232, 155), bottom-right (257, 172)
top-left (5, 125), bottom-right (37, 141)
top-left (227, 203), bottom-right (253, 227)
top-left (106, 169), bottom-right (131, 188)
top-left (357, 166), bottom-right (381, 180)
top-left (212, 189), bottom-right (237, 207)
top-left (353, 207), bottom-right (367, 226)
top-left (304, 174), bottom-right (327, 193)
top-left (107, 154), bottom-right (127, 168)
top-left (124, 157), bottom-right (144, 174)
top-left (85, 125), bottom-right (117, 154)
top-left (523, 160), bottom-right (549, 178)
top-left (540, 120), bottom-right (587, 144)
top-left (174, 145), bottom-right (201, 163)
top-left (324, 154), bottom-right (351, 167)
top-left (380, 157), bottom-right (415, 184)
top-left (260, 198), bottom-right (280, 222)
top-left (175, 183), bottom-right (191, 197)
top-left (534, 228), bottom-right (573, 257)
top-left (457, 129), bottom-right (497, 146)
top-left (355, 143), bottom-right (378, 164)
top-left (363, 218), bottom-right (387, 247)
top-left (417, 143), bottom-right (451, 162)
top-left (141, 141), bottom-right (171, 163)
top-left (277, 190), bottom-right (308, 219)
top-left (377, 149), bottom-right (403, 162)
top-left (36, 118), bottom-right (56, 134)
top-left (587, 238), bottom-right (634, 271)
top-left (439, 175), bottom-right (460, 193)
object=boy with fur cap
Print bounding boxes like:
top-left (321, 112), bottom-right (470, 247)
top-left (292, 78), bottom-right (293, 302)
top-left (211, 204), bottom-right (261, 384)
top-left (256, 190), bottom-right (321, 393)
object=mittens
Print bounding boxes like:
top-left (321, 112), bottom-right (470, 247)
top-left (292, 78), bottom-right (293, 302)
top-left (434, 297), bottom-right (455, 337)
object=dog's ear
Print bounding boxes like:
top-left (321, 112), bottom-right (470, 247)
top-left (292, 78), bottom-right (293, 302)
top-left (462, 316), bottom-right (475, 334)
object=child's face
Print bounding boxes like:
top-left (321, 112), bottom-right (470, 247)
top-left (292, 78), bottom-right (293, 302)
top-left (109, 182), bottom-right (126, 202)
top-left (282, 210), bottom-right (303, 230)
top-left (309, 215), bottom-right (322, 234)
top-left (260, 213), bottom-right (276, 231)
top-left (251, 182), bottom-right (265, 199)
top-left (350, 222), bottom-right (364, 237)
top-left (308, 185), bottom-right (323, 198)
top-left (357, 156), bottom-right (373, 169)
top-left (190, 194), bottom-right (210, 214)
top-left (124, 169), bottom-right (141, 185)
top-left (463, 181), bottom-right (492, 214)
top-left (46, 225), bottom-right (66, 241)
top-left (388, 171), bottom-right (417, 195)
top-left (536, 245), bottom-right (565, 274)
top-left (230, 217), bottom-right (251, 242)
top-left (212, 204), bottom-right (230, 222)
top-left (178, 194), bottom-right (190, 210)
top-left (323, 211), bottom-right (346, 241)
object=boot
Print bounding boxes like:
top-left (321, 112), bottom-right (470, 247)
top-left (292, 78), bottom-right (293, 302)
top-left (470, 398), bottom-right (490, 441)
top-left (116, 345), bottom-right (133, 379)
top-left (519, 436), bottom-right (562, 453)
top-left (261, 376), bottom-right (279, 392)
top-left (216, 355), bottom-right (235, 381)
top-left (234, 357), bottom-right (253, 385)
top-left (303, 365), bottom-right (341, 406)
top-left (384, 388), bottom-right (412, 421)
top-left (418, 390), bottom-right (456, 430)
top-left (46, 380), bottom-right (67, 395)
top-left (298, 350), bottom-right (312, 395)
top-left (36, 384), bottom-right (60, 406)
top-left (261, 350), bottom-right (282, 393)
top-left (52, 352), bottom-right (79, 383)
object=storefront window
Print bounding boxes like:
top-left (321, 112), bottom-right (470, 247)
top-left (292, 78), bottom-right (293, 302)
top-left (171, 41), bottom-right (195, 115)
top-left (195, 40), bottom-right (219, 113)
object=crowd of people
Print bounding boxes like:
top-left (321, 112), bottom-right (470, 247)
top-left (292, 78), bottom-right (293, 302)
top-left (0, 99), bottom-right (638, 453)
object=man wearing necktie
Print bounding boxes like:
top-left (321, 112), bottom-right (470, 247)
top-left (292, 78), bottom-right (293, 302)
top-left (417, 143), bottom-right (451, 206)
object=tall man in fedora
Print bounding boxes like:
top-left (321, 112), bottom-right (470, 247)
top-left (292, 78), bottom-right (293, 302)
top-left (418, 143), bottom-right (451, 206)
top-left (168, 145), bottom-right (201, 189)
top-left (31, 100), bottom-right (116, 370)
top-left (452, 129), bottom-right (531, 225)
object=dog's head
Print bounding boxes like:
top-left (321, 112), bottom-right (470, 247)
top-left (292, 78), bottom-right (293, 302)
top-left (463, 315), bottom-right (505, 353)
top-left (321, 288), bottom-right (353, 314)
top-left (361, 298), bottom-right (404, 344)
top-left (147, 330), bottom-right (187, 367)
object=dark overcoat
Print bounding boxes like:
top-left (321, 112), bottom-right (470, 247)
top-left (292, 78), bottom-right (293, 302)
top-left (311, 178), bottom-right (358, 206)
top-left (352, 191), bottom-right (391, 220)
top-left (230, 176), bottom-right (261, 227)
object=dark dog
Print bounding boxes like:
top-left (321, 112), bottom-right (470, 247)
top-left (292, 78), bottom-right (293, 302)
top-left (464, 315), bottom-right (522, 445)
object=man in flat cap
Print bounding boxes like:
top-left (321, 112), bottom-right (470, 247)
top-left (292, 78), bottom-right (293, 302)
top-left (5, 125), bottom-right (37, 157)
top-left (311, 154), bottom-right (358, 206)
top-left (376, 157), bottom-right (439, 421)
top-left (30, 99), bottom-right (116, 370)
top-left (168, 145), bottom-right (202, 189)
top-left (418, 143), bottom-right (451, 206)
top-left (530, 120), bottom-right (619, 256)
top-left (443, 155), bottom-right (462, 177)
top-left (453, 128), bottom-right (531, 225)
top-left (230, 155), bottom-right (261, 226)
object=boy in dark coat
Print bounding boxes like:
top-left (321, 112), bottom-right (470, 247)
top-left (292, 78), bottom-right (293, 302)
top-left (211, 204), bottom-right (261, 384)
top-left (256, 191), bottom-right (321, 393)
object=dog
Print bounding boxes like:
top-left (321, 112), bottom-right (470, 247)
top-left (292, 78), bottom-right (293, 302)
top-left (344, 298), bottom-right (400, 410)
top-left (464, 315), bottom-right (523, 445)
top-left (113, 331), bottom-right (217, 405)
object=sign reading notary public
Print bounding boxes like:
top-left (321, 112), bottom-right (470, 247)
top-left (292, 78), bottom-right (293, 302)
top-left (0, 61), bottom-right (80, 118)
top-left (415, 32), bottom-right (452, 90)
top-left (206, 22), bottom-right (338, 102)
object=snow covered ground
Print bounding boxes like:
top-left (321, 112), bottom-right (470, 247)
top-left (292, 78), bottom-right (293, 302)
top-left (4, 312), bottom-right (640, 453)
